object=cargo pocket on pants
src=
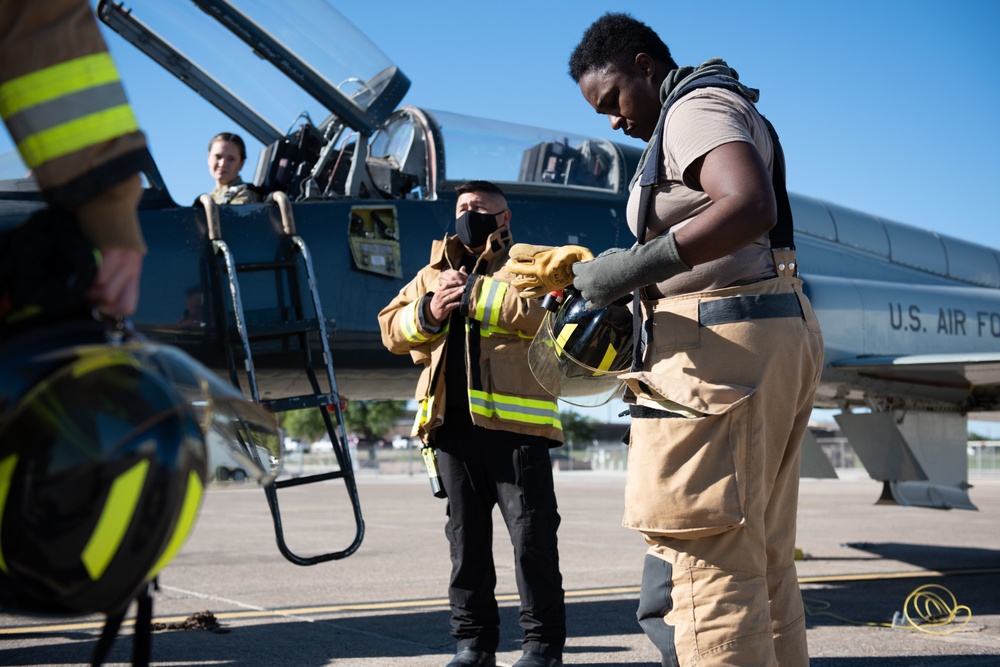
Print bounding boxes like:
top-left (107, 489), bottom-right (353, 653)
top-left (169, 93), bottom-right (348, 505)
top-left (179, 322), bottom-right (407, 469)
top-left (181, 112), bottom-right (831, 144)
top-left (621, 374), bottom-right (755, 539)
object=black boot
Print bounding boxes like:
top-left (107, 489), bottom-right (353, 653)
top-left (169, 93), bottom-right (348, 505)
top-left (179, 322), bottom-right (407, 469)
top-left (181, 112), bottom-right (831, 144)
top-left (512, 650), bottom-right (563, 667)
top-left (445, 647), bottom-right (496, 667)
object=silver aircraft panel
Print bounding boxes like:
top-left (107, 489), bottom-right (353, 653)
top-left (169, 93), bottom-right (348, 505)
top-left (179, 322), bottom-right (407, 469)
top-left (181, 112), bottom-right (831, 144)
top-left (940, 234), bottom-right (1000, 288)
top-left (880, 215), bottom-right (948, 276)
top-left (805, 274), bottom-right (1000, 363)
top-left (825, 202), bottom-right (890, 256)
top-left (789, 193), bottom-right (837, 241)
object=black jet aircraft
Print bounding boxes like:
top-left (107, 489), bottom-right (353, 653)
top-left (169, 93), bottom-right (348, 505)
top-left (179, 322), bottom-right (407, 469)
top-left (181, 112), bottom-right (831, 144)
top-left (2, 0), bottom-right (999, 564)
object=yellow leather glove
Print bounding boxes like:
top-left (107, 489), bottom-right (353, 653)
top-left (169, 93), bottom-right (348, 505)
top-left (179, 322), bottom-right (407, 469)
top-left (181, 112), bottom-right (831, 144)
top-left (506, 243), bottom-right (594, 298)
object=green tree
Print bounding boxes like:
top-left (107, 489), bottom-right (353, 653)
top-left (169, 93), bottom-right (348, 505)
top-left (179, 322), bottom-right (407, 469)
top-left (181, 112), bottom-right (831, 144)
top-left (342, 400), bottom-right (407, 442)
top-left (561, 410), bottom-right (596, 446)
top-left (278, 408), bottom-right (327, 444)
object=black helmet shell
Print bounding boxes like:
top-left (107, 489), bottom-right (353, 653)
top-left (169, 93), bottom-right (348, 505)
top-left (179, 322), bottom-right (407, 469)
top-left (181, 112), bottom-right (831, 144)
top-left (549, 289), bottom-right (633, 376)
top-left (528, 289), bottom-right (633, 407)
top-left (0, 322), bottom-right (208, 615)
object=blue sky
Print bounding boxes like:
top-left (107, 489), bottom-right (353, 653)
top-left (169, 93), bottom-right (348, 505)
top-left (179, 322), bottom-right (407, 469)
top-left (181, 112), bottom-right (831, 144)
top-left (4, 1), bottom-right (996, 244)
top-left (0, 0), bottom-right (1000, 248)
top-left (338, 0), bottom-right (999, 248)
top-left (2, 1), bottom-right (998, 433)
top-left (85, 0), bottom-right (1000, 248)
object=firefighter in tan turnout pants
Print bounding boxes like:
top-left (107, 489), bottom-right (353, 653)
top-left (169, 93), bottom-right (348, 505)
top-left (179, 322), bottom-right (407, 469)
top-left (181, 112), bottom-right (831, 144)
top-left (378, 181), bottom-right (566, 667)
top-left (553, 12), bottom-right (824, 667)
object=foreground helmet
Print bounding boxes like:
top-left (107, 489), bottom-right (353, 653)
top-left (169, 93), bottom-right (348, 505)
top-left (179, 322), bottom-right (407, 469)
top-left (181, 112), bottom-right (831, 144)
top-left (528, 289), bottom-right (633, 407)
top-left (0, 321), bottom-right (277, 616)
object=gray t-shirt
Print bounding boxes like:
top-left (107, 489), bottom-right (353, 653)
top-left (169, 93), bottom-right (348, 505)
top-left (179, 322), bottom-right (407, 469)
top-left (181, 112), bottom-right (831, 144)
top-left (626, 87), bottom-right (776, 297)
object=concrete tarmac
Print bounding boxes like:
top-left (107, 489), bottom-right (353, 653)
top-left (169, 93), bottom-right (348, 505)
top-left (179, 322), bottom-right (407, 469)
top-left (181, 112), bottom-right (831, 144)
top-left (2, 470), bottom-right (999, 666)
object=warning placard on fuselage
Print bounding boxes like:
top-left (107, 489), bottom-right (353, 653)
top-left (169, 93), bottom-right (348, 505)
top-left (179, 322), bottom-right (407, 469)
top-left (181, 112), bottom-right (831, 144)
top-left (348, 206), bottom-right (401, 278)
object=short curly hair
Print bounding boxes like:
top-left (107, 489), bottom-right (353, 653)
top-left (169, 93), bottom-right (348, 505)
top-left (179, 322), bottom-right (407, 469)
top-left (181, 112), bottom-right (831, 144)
top-left (568, 12), bottom-right (676, 82)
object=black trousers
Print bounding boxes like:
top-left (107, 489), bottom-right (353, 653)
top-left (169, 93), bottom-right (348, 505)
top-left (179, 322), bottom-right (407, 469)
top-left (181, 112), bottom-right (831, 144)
top-left (435, 418), bottom-right (565, 658)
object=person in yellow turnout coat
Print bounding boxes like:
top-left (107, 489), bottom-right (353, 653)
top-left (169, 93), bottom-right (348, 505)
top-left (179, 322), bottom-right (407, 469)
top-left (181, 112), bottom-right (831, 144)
top-left (378, 180), bottom-right (566, 667)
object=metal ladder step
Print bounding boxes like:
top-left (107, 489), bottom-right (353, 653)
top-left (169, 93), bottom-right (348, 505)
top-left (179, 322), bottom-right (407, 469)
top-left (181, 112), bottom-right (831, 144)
top-left (235, 259), bottom-right (298, 272)
top-left (262, 393), bottom-right (338, 413)
top-left (275, 469), bottom-right (349, 488)
top-left (239, 318), bottom-right (322, 341)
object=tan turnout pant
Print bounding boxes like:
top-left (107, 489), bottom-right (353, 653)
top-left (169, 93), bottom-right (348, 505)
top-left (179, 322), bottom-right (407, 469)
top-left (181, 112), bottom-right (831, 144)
top-left (621, 276), bottom-right (824, 666)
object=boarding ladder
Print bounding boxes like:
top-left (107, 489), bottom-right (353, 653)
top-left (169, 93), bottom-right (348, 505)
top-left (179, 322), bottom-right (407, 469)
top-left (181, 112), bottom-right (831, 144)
top-left (200, 192), bottom-right (364, 564)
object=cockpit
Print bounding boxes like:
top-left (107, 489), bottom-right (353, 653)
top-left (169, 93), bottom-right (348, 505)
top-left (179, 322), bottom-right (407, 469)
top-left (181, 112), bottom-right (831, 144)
top-left (97, 0), bottom-right (637, 204)
top-left (253, 105), bottom-right (631, 202)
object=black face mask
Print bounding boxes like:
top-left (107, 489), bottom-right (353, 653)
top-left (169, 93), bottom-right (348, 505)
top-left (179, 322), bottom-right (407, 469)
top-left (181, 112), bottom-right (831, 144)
top-left (455, 210), bottom-right (500, 249)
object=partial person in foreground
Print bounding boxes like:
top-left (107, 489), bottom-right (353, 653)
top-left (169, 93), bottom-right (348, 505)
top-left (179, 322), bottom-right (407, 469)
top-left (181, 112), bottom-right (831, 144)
top-left (0, 0), bottom-right (152, 322)
top-left (565, 12), bottom-right (824, 667)
top-left (378, 180), bottom-right (566, 667)
top-left (0, 4), bottom-right (273, 667)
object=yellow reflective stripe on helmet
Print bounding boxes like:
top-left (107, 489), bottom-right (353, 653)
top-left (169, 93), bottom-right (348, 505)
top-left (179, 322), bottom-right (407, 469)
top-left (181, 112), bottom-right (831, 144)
top-left (554, 322), bottom-right (577, 355)
top-left (17, 105), bottom-right (139, 169)
top-left (401, 300), bottom-right (430, 343)
top-left (468, 389), bottom-right (562, 429)
top-left (0, 454), bottom-right (19, 573)
top-left (0, 53), bottom-right (122, 117)
top-left (81, 459), bottom-right (149, 581)
top-left (71, 350), bottom-right (134, 379)
top-left (597, 343), bottom-right (618, 372)
top-left (147, 470), bottom-right (204, 578)
top-left (473, 277), bottom-right (508, 326)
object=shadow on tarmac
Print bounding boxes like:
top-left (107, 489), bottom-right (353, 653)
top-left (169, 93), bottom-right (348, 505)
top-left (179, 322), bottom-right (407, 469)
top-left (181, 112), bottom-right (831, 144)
top-left (803, 574), bottom-right (1000, 627)
top-left (5, 485), bottom-right (1000, 667)
top-left (810, 658), bottom-right (999, 666)
top-left (840, 542), bottom-right (1000, 571)
top-left (1, 599), bottom-right (642, 667)
top-left (4, 579), bottom-right (997, 667)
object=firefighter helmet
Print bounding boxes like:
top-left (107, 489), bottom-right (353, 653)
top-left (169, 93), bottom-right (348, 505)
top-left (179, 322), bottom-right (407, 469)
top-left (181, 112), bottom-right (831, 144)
top-left (528, 289), bottom-right (633, 407)
top-left (0, 321), bottom-right (277, 616)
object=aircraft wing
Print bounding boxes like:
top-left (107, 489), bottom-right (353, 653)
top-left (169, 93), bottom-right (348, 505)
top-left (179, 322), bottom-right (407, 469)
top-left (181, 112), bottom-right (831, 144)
top-left (824, 353), bottom-right (1000, 509)
top-left (830, 352), bottom-right (1000, 387)
top-left (828, 352), bottom-right (1000, 413)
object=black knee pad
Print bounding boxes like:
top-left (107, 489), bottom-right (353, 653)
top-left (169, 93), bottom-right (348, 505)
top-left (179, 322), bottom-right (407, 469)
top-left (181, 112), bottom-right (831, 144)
top-left (636, 554), bottom-right (680, 667)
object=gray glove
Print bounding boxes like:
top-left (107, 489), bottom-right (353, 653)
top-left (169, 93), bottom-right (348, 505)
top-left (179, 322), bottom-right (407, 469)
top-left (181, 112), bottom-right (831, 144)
top-left (572, 231), bottom-right (691, 310)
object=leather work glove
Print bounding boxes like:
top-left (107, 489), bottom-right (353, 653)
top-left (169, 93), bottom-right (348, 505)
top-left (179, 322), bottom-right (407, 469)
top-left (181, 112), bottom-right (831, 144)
top-left (572, 231), bottom-right (691, 310)
top-left (506, 243), bottom-right (594, 298)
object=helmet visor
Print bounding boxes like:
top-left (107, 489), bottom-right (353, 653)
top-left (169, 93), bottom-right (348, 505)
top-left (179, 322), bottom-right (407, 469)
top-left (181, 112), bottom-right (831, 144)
top-left (6, 341), bottom-right (281, 485)
top-left (115, 343), bottom-right (282, 484)
top-left (528, 312), bottom-right (626, 407)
